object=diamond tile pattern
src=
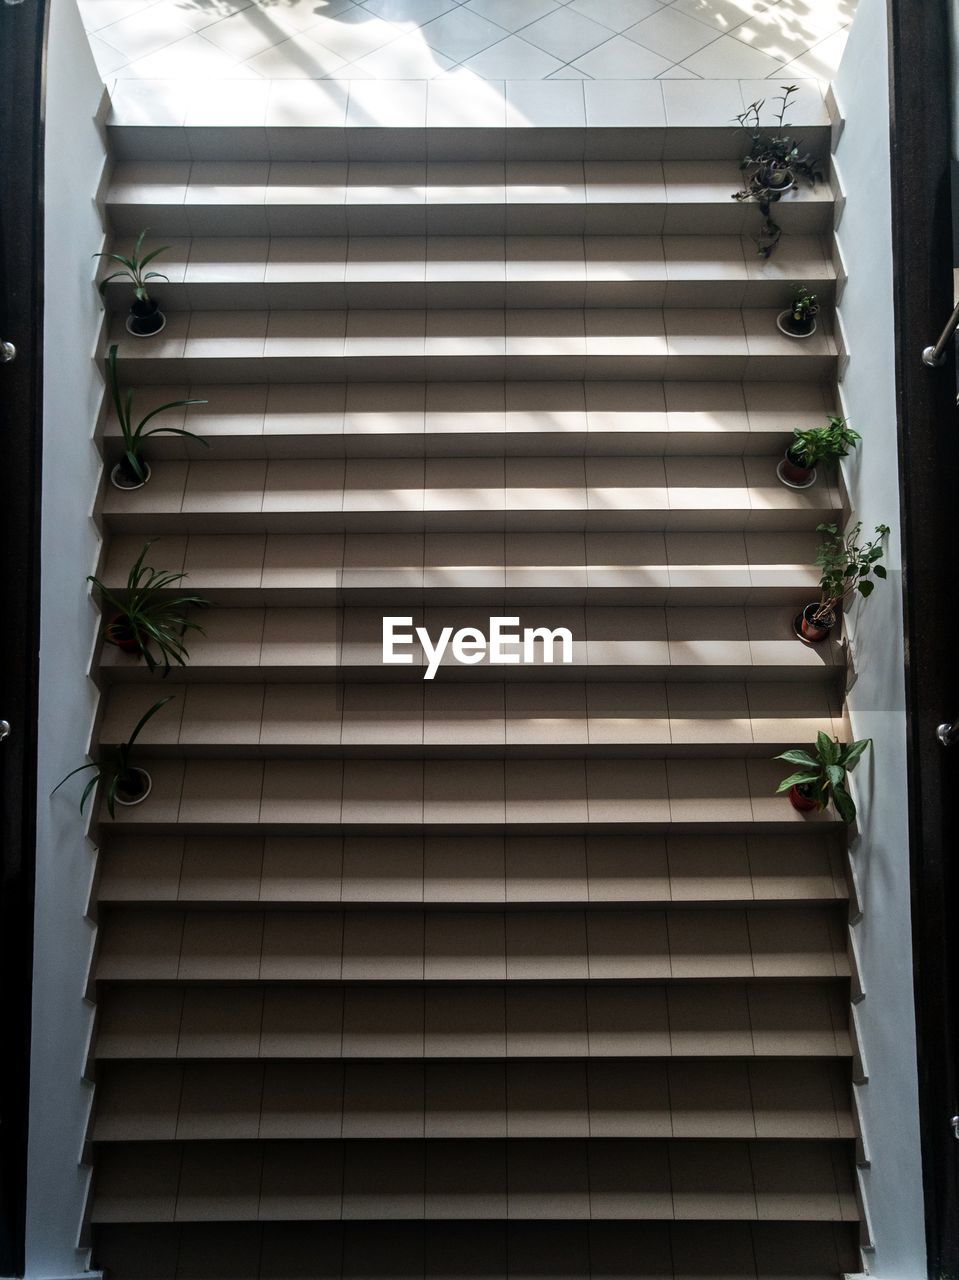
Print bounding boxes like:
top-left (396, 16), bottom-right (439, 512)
top-left (84, 0), bottom-right (855, 82)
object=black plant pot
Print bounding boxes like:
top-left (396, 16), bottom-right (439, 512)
top-left (126, 297), bottom-right (166, 337)
top-left (776, 309), bottom-right (818, 338)
top-left (110, 457), bottom-right (152, 490)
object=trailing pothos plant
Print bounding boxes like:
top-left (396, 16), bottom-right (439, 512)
top-left (775, 731), bottom-right (872, 824)
top-left (52, 696), bottom-right (174, 819)
top-left (732, 85), bottom-right (823, 258)
top-left (89, 541), bottom-right (208, 674)
top-left (108, 342), bottom-right (208, 486)
top-left (809, 520), bottom-right (889, 629)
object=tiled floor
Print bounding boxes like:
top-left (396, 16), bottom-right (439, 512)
top-left (82, 0), bottom-right (857, 86)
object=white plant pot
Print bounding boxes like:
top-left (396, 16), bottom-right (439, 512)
top-left (125, 310), bottom-right (166, 338)
top-left (110, 459), bottom-right (151, 491)
top-left (114, 767), bottom-right (152, 807)
top-left (776, 310), bottom-right (818, 339)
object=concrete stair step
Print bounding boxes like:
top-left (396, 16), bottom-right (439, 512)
top-left (105, 307), bottom-right (838, 384)
top-left (100, 233), bottom-right (835, 312)
top-left (91, 977), bottom-right (854, 1063)
top-left (94, 899), bottom-right (849, 984)
top-left (100, 381), bottom-right (835, 463)
top-left (96, 829), bottom-right (847, 909)
top-left (97, 679), bottom-right (847, 758)
top-left (97, 604), bottom-right (841, 686)
top-left (89, 1134), bottom-right (857, 1224)
top-left (91, 1057), bottom-right (853, 1143)
top-left (93, 1219), bottom-right (859, 1279)
top-left (95, 754), bottom-right (840, 832)
top-left (99, 456), bottom-right (841, 536)
top-left (100, 530), bottom-right (827, 608)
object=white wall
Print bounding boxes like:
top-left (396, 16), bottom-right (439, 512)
top-left (28, 0), bottom-right (107, 1273)
top-left (833, 0), bottom-right (926, 1273)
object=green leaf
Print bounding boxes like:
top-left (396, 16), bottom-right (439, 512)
top-left (774, 749), bottom-right (818, 768)
top-left (874, 565), bottom-right (887, 579)
top-left (825, 763), bottom-right (844, 788)
top-left (51, 761), bottom-right (99, 796)
top-left (817, 731), bottom-right (839, 766)
top-left (857, 580), bottom-right (874, 597)
top-left (832, 784), bottom-right (857, 825)
top-left (776, 771), bottom-right (820, 793)
top-left (840, 738), bottom-right (871, 769)
top-left (80, 774), bottom-right (101, 815)
top-left (126, 695), bottom-right (175, 752)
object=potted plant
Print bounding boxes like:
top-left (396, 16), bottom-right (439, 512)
top-left (796, 520), bottom-right (890, 643)
top-left (107, 343), bottom-right (208, 489)
top-left (777, 285), bottom-right (820, 338)
top-left (778, 415), bottom-right (861, 488)
top-left (94, 228), bottom-right (171, 337)
top-left (52, 696), bottom-right (174, 818)
top-left (88, 541), bottom-right (208, 674)
top-left (732, 85), bottom-right (823, 259)
top-left (774, 731), bottom-right (871, 824)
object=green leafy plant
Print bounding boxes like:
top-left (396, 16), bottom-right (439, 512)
top-left (108, 343), bottom-right (208, 484)
top-left (809, 520), bottom-right (889, 627)
top-left (789, 284), bottom-right (819, 324)
top-left (775, 731), bottom-right (872, 824)
top-left (52, 696), bottom-right (174, 819)
top-left (732, 85), bottom-right (823, 259)
top-left (94, 228), bottom-right (170, 303)
top-left (89, 541), bottom-right (208, 675)
top-left (790, 416), bottom-right (860, 467)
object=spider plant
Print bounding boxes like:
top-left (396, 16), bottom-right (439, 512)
top-left (107, 342), bottom-right (209, 485)
top-left (94, 227), bottom-right (169, 304)
top-left (89, 541), bottom-right (208, 675)
top-left (52, 696), bottom-right (174, 819)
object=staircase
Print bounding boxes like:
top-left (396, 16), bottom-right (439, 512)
top-left (87, 109), bottom-right (863, 1278)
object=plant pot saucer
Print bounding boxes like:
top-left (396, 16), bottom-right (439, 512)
top-left (776, 310), bottom-right (818, 339)
top-left (792, 612), bottom-right (834, 645)
top-left (125, 312), bottom-right (166, 338)
top-left (776, 459), bottom-right (817, 489)
top-left (115, 767), bottom-right (152, 807)
top-left (110, 460), bottom-right (152, 491)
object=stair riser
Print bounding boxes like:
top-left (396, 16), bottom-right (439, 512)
top-left (110, 354), bottom-right (839, 384)
top-left (105, 125), bottom-right (835, 166)
top-left (104, 278), bottom-right (838, 313)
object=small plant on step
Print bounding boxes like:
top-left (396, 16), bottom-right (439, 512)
top-left (774, 731), bottom-right (871, 824)
top-left (796, 520), bottom-right (890, 643)
top-left (52, 696), bottom-right (174, 819)
top-left (89, 541), bottom-right (208, 675)
top-left (107, 343), bottom-right (208, 490)
top-left (779, 415), bottom-right (860, 488)
top-left (777, 284), bottom-right (820, 338)
top-left (94, 228), bottom-right (171, 337)
top-left (732, 85), bottom-right (823, 259)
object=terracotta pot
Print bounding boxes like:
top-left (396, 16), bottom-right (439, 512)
top-left (789, 783), bottom-right (819, 813)
top-left (779, 447), bottom-right (815, 487)
top-left (794, 603), bottom-right (835, 644)
top-left (105, 613), bottom-right (139, 654)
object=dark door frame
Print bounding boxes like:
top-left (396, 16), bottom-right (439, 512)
top-left (0, 0), bottom-right (47, 1273)
top-left (888, 1), bottom-right (959, 1277)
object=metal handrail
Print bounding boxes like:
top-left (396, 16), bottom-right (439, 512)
top-left (922, 300), bottom-right (959, 366)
